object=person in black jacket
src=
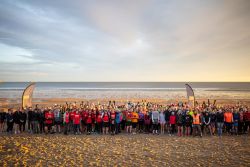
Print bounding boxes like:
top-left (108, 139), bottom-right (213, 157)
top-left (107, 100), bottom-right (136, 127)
top-left (38, 108), bottom-right (45, 133)
top-left (19, 109), bottom-right (27, 132)
top-left (27, 107), bottom-right (33, 133)
top-left (13, 109), bottom-right (21, 134)
top-left (31, 108), bottom-right (39, 134)
top-left (6, 108), bottom-right (14, 133)
top-left (0, 109), bottom-right (6, 133)
top-left (216, 108), bottom-right (224, 137)
top-left (164, 107), bottom-right (171, 134)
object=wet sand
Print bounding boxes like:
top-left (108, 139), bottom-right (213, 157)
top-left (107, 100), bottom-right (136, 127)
top-left (0, 134), bottom-right (249, 166)
top-left (1, 98), bottom-right (250, 110)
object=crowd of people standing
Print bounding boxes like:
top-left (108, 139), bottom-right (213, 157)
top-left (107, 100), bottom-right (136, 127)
top-left (0, 101), bottom-right (250, 137)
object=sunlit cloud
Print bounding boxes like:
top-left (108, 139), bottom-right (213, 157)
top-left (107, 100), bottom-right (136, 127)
top-left (0, 0), bottom-right (249, 81)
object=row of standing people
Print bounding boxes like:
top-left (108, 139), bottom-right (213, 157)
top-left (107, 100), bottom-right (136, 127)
top-left (0, 104), bottom-right (250, 137)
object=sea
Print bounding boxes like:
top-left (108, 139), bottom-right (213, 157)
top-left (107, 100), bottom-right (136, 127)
top-left (0, 82), bottom-right (250, 100)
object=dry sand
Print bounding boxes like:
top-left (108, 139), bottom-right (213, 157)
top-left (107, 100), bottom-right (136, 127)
top-left (0, 134), bottom-right (249, 166)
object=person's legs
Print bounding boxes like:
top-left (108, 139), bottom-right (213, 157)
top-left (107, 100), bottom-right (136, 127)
top-left (198, 125), bottom-right (202, 137)
top-left (192, 125), bottom-right (197, 137)
top-left (64, 123), bottom-right (68, 135)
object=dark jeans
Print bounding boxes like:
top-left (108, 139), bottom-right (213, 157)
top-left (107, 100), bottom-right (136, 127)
top-left (115, 123), bottom-right (121, 134)
top-left (170, 124), bottom-right (175, 134)
top-left (244, 121), bottom-right (250, 133)
top-left (19, 121), bottom-right (26, 132)
top-left (39, 122), bottom-right (44, 133)
top-left (7, 121), bottom-right (14, 132)
top-left (32, 121), bottom-right (39, 133)
top-left (28, 120), bottom-right (32, 131)
top-left (87, 123), bottom-right (92, 133)
top-left (110, 123), bottom-right (115, 133)
top-left (121, 120), bottom-right (126, 130)
top-left (217, 122), bottom-right (224, 136)
top-left (153, 123), bottom-right (158, 131)
top-left (145, 124), bottom-right (150, 133)
top-left (96, 123), bottom-right (102, 133)
top-left (64, 123), bottom-right (69, 135)
top-left (225, 122), bottom-right (232, 133)
top-left (74, 124), bottom-right (80, 134)
top-left (138, 121), bottom-right (144, 132)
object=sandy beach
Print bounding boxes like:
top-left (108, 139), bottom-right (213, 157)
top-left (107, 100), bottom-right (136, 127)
top-left (0, 134), bottom-right (249, 166)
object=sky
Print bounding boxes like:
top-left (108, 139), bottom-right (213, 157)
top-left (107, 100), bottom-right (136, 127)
top-left (0, 0), bottom-right (250, 82)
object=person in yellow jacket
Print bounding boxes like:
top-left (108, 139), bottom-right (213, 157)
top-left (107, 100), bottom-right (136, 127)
top-left (192, 110), bottom-right (202, 137)
top-left (131, 110), bottom-right (139, 134)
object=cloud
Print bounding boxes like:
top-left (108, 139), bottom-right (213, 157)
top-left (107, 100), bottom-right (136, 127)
top-left (0, 0), bottom-right (250, 81)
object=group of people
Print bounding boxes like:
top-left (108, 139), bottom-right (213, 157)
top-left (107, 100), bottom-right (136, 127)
top-left (0, 101), bottom-right (250, 137)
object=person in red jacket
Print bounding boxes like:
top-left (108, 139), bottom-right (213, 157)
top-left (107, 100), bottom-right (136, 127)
top-left (243, 108), bottom-right (250, 133)
top-left (63, 108), bottom-right (70, 135)
top-left (81, 108), bottom-right (87, 134)
top-left (44, 109), bottom-right (54, 134)
top-left (96, 110), bottom-right (103, 134)
top-left (102, 111), bottom-right (110, 135)
top-left (92, 108), bottom-right (97, 133)
top-left (86, 110), bottom-right (92, 135)
top-left (169, 111), bottom-right (176, 136)
top-left (69, 110), bottom-right (76, 133)
top-left (73, 110), bottom-right (81, 135)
